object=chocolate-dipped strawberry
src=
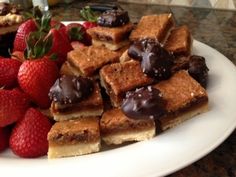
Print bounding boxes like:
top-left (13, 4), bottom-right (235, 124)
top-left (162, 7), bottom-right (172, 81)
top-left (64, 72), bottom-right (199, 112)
top-left (49, 75), bottom-right (93, 105)
top-left (188, 55), bottom-right (209, 88)
top-left (121, 86), bottom-right (167, 119)
top-left (97, 10), bottom-right (130, 27)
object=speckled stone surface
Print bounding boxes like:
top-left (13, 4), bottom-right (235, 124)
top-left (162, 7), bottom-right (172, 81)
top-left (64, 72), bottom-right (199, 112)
top-left (50, 1), bottom-right (236, 176)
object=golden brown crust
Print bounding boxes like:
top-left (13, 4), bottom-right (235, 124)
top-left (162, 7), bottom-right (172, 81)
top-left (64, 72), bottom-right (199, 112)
top-left (99, 60), bottom-right (154, 107)
top-left (67, 46), bottom-right (120, 77)
top-left (129, 14), bottom-right (174, 42)
top-left (154, 70), bottom-right (208, 113)
top-left (164, 25), bottom-right (192, 56)
top-left (100, 108), bottom-right (155, 136)
top-left (87, 22), bottom-right (133, 43)
top-left (158, 102), bottom-right (208, 131)
top-left (48, 117), bottom-right (100, 145)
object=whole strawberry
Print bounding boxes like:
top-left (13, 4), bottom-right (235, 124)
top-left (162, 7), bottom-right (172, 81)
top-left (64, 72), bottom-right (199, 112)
top-left (47, 28), bottom-right (72, 66)
top-left (18, 56), bottom-right (59, 108)
top-left (0, 58), bottom-right (21, 88)
top-left (13, 19), bottom-right (38, 52)
top-left (0, 89), bottom-right (29, 127)
top-left (0, 126), bottom-right (11, 152)
top-left (10, 108), bottom-right (52, 158)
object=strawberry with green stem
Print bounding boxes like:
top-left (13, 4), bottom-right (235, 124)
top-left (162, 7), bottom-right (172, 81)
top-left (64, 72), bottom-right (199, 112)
top-left (18, 30), bottom-right (59, 109)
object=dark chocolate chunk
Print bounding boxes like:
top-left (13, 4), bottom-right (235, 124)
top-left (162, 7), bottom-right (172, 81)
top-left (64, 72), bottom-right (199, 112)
top-left (188, 55), bottom-right (209, 88)
top-left (49, 75), bottom-right (94, 105)
top-left (97, 10), bottom-right (129, 27)
top-left (121, 86), bottom-right (167, 120)
top-left (0, 3), bottom-right (10, 15)
top-left (128, 39), bottom-right (174, 80)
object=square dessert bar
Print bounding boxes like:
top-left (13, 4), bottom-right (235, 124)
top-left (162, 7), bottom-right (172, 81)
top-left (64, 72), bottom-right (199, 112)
top-left (51, 83), bottom-right (103, 121)
top-left (129, 14), bottom-right (174, 43)
top-left (99, 60), bottom-right (154, 107)
top-left (47, 117), bottom-right (100, 158)
top-left (100, 108), bottom-right (155, 145)
top-left (67, 46), bottom-right (120, 77)
top-left (87, 22), bottom-right (133, 51)
top-left (164, 25), bottom-right (192, 56)
top-left (154, 70), bottom-right (208, 131)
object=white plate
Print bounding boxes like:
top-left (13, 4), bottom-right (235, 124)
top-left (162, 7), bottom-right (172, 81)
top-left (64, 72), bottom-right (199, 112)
top-left (1, 40), bottom-right (236, 177)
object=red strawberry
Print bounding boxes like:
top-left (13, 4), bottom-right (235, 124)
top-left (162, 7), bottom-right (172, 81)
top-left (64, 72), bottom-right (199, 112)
top-left (0, 89), bottom-right (29, 127)
top-left (82, 21), bottom-right (97, 30)
top-left (13, 19), bottom-right (38, 52)
top-left (0, 126), bottom-right (11, 152)
top-left (0, 58), bottom-right (21, 88)
top-left (10, 108), bottom-right (52, 158)
top-left (47, 28), bottom-right (73, 66)
top-left (18, 57), bottom-right (59, 108)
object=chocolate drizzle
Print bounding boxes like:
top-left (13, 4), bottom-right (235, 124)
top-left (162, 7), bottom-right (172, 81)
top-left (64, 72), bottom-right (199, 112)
top-left (97, 10), bottom-right (130, 27)
top-left (128, 39), bottom-right (174, 80)
top-left (49, 75), bottom-right (94, 105)
top-left (188, 55), bottom-right (209, 88)
top-left (121, 86), bottom-right (167, 120)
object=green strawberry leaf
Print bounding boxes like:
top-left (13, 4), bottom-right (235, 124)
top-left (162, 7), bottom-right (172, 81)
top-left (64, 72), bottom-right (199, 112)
top-left (69, 26), bottom-right (84, 41)
top-left (40, 12), bottom-right (51, 32)
top-left (80, 6), bottom-right (98, 22)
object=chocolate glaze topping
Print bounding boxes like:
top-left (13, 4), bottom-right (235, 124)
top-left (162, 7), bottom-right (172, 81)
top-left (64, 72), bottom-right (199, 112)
top-left (49, 75), bottom-right (94, 105)
top-left (128, 39), bottom-right (174, 80)
top-left (121, 86), bottom-right (167, 120)
top-left (97, 10), bottom-right (130, 27)
top-left (188, 55), bottom-right (209, 88)
top-left (127, 40), bottom-right (143, 60)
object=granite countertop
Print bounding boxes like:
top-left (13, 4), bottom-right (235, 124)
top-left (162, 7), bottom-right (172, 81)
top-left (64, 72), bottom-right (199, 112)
top-left (51, 1), bottom-right (236, 176)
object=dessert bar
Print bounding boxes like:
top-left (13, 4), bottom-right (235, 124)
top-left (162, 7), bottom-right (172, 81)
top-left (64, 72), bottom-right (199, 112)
top-left (100, 60), bottom-right (154, 107)
top-left (87, 23), bottom-right (133, 51)
top-left (164, 25), bottom-right (192, 56)
top-left (48, 117), bottom-right (100, 158)
top-left (87, 10), bottom-right (133, 51)
top-left (67, 46), bottom-right (120, 77)
top-left (51, 82), bottom-right (103, 121)
top-left (154, 70), bottom-right (208, 130)
top-left (100, 108), bottom-right (155, 145)
top-left (129, 14), bottom-right (174, 43)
